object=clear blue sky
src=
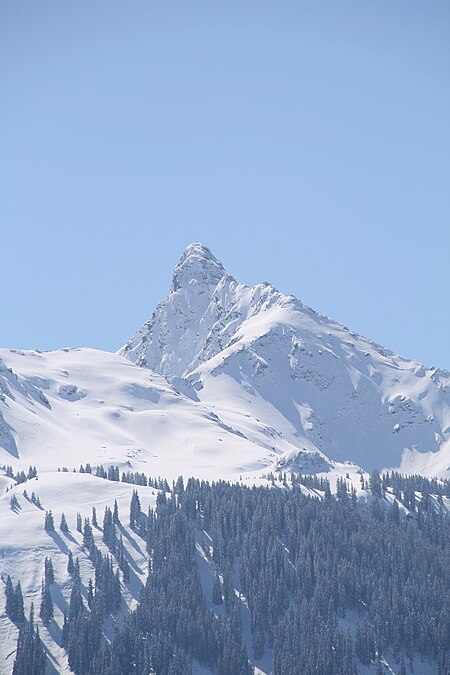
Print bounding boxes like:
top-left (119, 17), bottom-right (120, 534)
top-left (1, 0), bottom-right (449, 369)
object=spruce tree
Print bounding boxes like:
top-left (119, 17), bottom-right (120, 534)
top-left (39, 579), bottom-right (53, 625)
top-left (44, 510), bottom-right (54, 531)
top-left (5, 575), bottom-right (15, 621)
top-left (67, 551), bottom-right (74, 576)
top-left (103, 506), bottom-right (115, 550)
top-left (212, 573), bottom-right (223, 605)
top-left (73, 557), bottom-right (81, 583)
top-left (87, 578), bottom-right (94, 609)
top-left (129, 489), bottom-right (141, 528)
top-left (12, 608), bottom-right (46, 675)
top-left (14, 582), bottom-right (25, 623)
top-left (44, 556), bottom-right (55, 585)
top-left (68, 582), bottom-right (84, 620)
top-left (369, 470), bottom-right (382, 497)
top-left (60, 512), bottom-right (69, 532)
top-left (253, 628), bottom-right (264, 660)
top-left (83, 518), bottom-right (94, 549)
top-left (122, 559), bottom-right (130, 583)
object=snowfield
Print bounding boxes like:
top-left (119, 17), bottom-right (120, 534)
top-left (0, 347), bottom-right (293, 482)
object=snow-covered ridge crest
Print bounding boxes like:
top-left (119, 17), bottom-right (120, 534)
top-left (119, 243), bottom-right (289, 378)
top-left (119, 242), bottom-right (450, 477)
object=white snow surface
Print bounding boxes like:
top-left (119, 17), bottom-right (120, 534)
top-left (119, 243), bottom-right (450, 478)
top-left (0, 347), bottom-right (286, 481)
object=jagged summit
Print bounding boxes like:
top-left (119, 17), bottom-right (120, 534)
top-left (171, 243), bottom-right (230, 293)
top-left (118, 244), bottom-right (450, 477)
top-left (119, 242), bottom-right (288, 376)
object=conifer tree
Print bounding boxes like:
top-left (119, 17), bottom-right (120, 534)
top-left (44, 510), bottom-right (54, 531)
top-left (83, 518), bottom-right (94, 549)
top-left (5, 575), bottom-right (15, 621)
top-left (68, 582), bottom-right (84, 620)
top-left (391, 499), bottom-right (400, 525)
top-left (60, 512), bottom-right (69, 532)
top-left (12, 604), bottom-right (46, 675)
top-left (67, 551), bottom-right (74, 576)
top-left (39, 579), bottom-right (53, 625)
top-left (102, 506), bottom-right (115, 550)
top-left (73, 557), bottom-right (81, 583)
top-left (369, 470), bottom-right (382, 497)
top-left (44, 557), bottom-right (54, 585)
top-left (87, 578), bottom-right (94, 609)
top-left (129, 489), bottom-right (141, 528)
top-left (212, 572), bottom-right (223, 605)
top-left (14, 581), bottom-right (25, 624)
top-left (122, 558), bottom-right (130, 583)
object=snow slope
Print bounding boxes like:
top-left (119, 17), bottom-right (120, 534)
top-left (0, 347), bottom-right (297, 482)
top-left (120, 243), bottom-right (450, 477)
top-left (0, 471), bottom-right (157, 674)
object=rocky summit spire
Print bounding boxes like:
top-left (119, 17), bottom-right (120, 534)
top-left (171, 243), bottom-right (229, 293)
top-left (118, 243), bottom-right (239, 374)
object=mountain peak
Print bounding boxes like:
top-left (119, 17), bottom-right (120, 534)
top-left (171, 243), bottom-right (229, 293)
top-left (177, 242), bottom-right (219, 265)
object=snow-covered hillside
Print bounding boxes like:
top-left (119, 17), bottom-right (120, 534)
top-left (120, 243), bottom-right (450, 477)
top-left (0, 347), bottom-right (298, 482)
top-left (0, 471), bottom-right (157, 673)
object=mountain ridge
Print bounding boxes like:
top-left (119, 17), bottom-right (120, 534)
top-left (119, 242), bottom-right (450, 477)
top-left (0, 242), bottom-right (449, 481)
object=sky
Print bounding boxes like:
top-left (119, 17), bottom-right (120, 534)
top-left (1, 0), bottom-right (449, 369)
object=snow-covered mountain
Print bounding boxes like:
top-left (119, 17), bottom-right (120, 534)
top-left (1, 242), bottom-right (450, 675)
top-left (0, 242), bottom-right (449, 482)
top-left (120, 242), bottom-right (450, 478)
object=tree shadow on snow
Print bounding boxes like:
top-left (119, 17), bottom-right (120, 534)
top-left (117, 521), bottom-right (146, 558)
top-left (45, 616), bottom-right (63, 649)
top-left (123, 567), bottom-right (144, 602)
top-left (50, 584), bottom-right (68, 616)
top-left (61, 530), bottom-right (78, 545)
top-left (47, 530), bottom-right (71, 555)
top-left (41, 623), bottom-right (61, 675)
